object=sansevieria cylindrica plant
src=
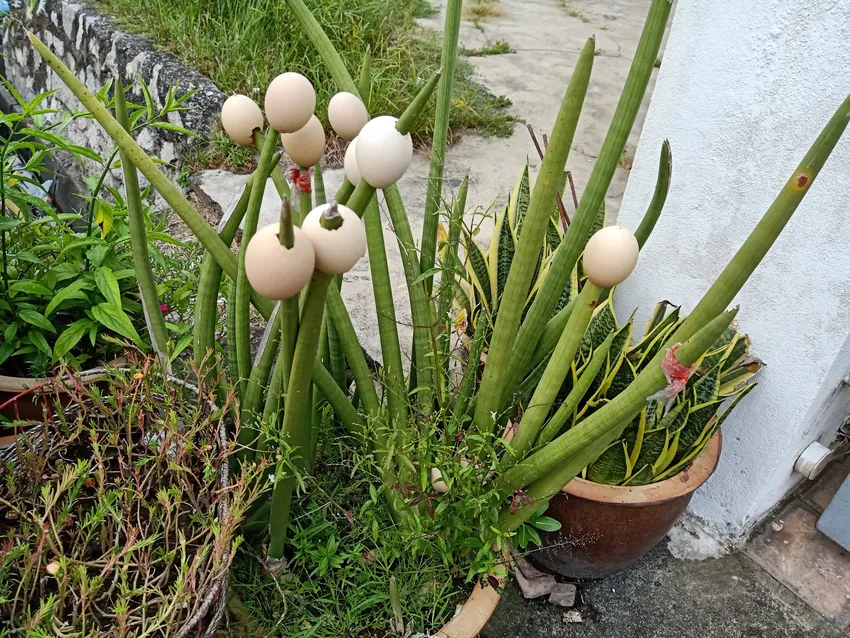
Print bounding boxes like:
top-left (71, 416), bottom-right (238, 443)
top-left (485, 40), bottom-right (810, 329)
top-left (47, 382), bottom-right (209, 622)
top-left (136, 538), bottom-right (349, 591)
top-left (28, 0), bottom-right (850, 587)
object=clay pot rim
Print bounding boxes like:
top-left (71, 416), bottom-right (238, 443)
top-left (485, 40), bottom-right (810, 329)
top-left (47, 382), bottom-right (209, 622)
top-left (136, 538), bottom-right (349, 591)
top-left (562, 431), bottom-right (722, 506)
top-left (0, 367), bottom-right (114, 392)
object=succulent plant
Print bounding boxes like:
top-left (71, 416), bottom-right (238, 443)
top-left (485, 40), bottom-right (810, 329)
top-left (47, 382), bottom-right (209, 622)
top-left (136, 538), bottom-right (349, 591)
top-left (27, 0), bottom-right (850, 577)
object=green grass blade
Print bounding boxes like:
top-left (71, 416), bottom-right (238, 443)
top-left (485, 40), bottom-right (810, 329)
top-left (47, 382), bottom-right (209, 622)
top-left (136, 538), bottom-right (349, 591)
top-left (419, 0), bottom-right (463, 296)
top-left (114, 78), bottom-right (168, 363)
top-left (507, 0), bottom-right (672, 407)
top-left (473, 37), bottom-right (594, 434)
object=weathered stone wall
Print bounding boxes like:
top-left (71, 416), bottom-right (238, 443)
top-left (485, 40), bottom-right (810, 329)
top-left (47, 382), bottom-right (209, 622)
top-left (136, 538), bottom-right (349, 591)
top-left (2, 0), bottom-right (224, 176)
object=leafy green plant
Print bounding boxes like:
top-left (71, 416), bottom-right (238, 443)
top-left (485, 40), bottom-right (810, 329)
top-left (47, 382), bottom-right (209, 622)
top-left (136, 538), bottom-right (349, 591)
top-left (0, 77), bottom-right (199, 377)
top-left (0, 356), bottom-right (264, 635)
top-left (26, 0), bottom-right (850, 632)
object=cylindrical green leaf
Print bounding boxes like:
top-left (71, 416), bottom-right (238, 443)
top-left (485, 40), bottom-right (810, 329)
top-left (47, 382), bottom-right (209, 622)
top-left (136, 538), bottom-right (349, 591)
top-left (419, 0), bottom-right (463, 294)
top-left (505, 1), bottom-right (672, 410)
top-left (473, 37), bottom-right (595, 434)
top-left (114, 78), bottom-right (168, 363)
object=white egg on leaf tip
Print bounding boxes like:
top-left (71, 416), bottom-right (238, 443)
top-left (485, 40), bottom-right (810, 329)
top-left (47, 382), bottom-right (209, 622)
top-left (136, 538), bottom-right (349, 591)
top-left (220, 94), bottom-right (263, 146)
top-left (328, 92), bottom-right (369, 141)
top-left (244, 224), bottom-right (315, 300)
top-left (344, 138), bottom-right (361, 185)
top-left (301, 203), bottom-right (367, 275)
top-left (355, 115), bottom-right (412, 188)
top-left (281, 115), bottom-right (325, 167)
top-left (264, 72), bottom-right (316, 134)
top-left (582, 225), bottom-right (640, 288)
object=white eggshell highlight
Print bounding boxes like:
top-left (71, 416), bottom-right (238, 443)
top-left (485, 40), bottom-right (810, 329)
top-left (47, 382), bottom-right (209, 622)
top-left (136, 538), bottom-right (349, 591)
top-left (282, 115), bottom-right (325, 167)
top-left (301, 204), bottom-right (367, 275)
top-left (582, 225), bottom-right (640, 287)
top-left (328, 92), bottom-right (369, 141)
top-left (264, 72), bottom-right (316, 134)
top-left (344, 138), bottom-right (361, 185)
top-left (355, 115), bottom-right (412, 188)
top-left (245, 224), bottom-right (315, 300)
top-left (221, 94), bottom-right (263, 146)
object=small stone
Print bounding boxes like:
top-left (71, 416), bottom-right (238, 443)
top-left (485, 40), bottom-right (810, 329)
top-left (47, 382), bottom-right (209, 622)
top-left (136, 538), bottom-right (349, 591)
top-left (564, 609), bottom-right (584, 624)
top-left (514, 560), bottom-right (557, 599)
top-left (46, 562), bottom-right (60, 576)
top-left (548, 583), bottom-right (577, 607)
top-left (771, 521), bottom-right (784, 532)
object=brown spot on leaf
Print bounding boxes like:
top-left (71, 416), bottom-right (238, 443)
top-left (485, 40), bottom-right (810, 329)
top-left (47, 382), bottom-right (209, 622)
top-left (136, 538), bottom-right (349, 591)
top-left (793, 172), bottom-right (810, 190)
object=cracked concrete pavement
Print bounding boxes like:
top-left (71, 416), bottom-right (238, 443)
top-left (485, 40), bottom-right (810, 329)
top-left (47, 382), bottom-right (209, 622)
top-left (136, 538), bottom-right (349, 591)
top-left (194, 0), bottom-right (665, 362)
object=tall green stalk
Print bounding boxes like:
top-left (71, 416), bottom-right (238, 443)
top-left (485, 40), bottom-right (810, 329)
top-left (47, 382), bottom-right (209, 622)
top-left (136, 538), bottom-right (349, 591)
top-left (504, 282), bottom-right (602, 465)
top-left (194, 176), bottom-right (254, 372)
top-left (234, 131), bottom-right (281, 394)
top-left (504, 0), bottom-right (672, 410)
top-left (419, 0), bottom-right (463, 295)
top-left (472, 37), bottom-right (594, 434)
top-left (363, 197), bottom-right (408, 427)
top-left (114, 78), bottom-right (168, 364)
top-left (384, 187), bottom-right (435, 410)
top-left (268, 271), bottom-right (332, 560)
top-left (503, 309), bottom-right (737, 493)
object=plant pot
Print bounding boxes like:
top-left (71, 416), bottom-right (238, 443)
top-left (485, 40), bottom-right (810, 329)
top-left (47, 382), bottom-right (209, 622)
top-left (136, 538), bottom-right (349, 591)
top-left (435, 553), bottom-right (508, 638)
top-left (0, 365), bottom-right (121, 446)
top-left (529, 432), bottom-right (722, 579)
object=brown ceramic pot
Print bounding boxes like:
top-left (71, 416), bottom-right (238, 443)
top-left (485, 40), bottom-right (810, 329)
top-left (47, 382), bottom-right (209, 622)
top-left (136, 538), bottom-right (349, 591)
top-left (0, 367), bottom-right (118, 446)
top-left (530, 432), bottom-right (722, 579)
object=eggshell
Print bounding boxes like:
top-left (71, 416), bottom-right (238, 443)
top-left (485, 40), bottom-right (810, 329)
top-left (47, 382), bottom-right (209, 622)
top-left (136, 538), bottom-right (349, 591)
top-left (301, 203), bottom-right (367, 275)
top-left (355, 115), bottom-right (412, 188)
top-left (328, 92), bottom-right (369, 140)
top-left (582, 226), bottom-right (640, 287)
top-left (344, 138), bottom-right (361, 185)
top-left (264, 72), bottom-right (316, 133)
top-left (431, 467), bottom-right (450, 493)
top-left (244, 224), bottom-right (315, 299)
top-left (281, 115), bottom-right (325, 167)
top-left (220, 94), bottom-right (263, 146)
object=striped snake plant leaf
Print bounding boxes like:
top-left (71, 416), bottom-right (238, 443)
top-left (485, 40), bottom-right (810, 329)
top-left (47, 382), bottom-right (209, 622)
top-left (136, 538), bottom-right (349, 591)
top-left (509, 163), bottom-right (531, 236)
top-left (627, 305), bottom-right (681, 358)
top-left (720, 360), bottom-right (763, 396)
top-left (642, 300), bottom-right (676, 340)
top-left (488, 206), bottom-right (515, 308)
top-left (462, 226), bottom-right (492, 314)
top-left (580, 297), bottom-right (617, 358)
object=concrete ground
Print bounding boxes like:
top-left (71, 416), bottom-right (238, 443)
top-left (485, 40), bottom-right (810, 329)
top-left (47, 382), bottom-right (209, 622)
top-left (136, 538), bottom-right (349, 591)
top-left (195, 0), bottom-right (660, 362)
top-left (482, 542), bottom-right (843, 638)
top-left (482, 455), bottom-right (850, 638)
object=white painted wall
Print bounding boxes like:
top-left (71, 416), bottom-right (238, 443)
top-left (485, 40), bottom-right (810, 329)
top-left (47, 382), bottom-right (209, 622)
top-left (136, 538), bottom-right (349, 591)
top-left (615, 0), bottom-right (850, 540)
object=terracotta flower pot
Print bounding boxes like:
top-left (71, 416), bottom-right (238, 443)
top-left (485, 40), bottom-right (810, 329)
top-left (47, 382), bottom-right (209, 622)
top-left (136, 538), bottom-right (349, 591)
top-left (530, 432), bottom-right (722, 579)
top-left (0, 366), bottom-right (120, 447)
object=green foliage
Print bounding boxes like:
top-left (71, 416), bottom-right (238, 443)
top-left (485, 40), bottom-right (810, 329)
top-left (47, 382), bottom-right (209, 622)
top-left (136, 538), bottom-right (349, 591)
top-left (0, 359), bottom-right (263, 634)
top-left (89, 0), bottom-right (516, 158)
top-left (0, 80), bottom-right (199, 376)
top-left (560, 303), bottom-right (763, 485)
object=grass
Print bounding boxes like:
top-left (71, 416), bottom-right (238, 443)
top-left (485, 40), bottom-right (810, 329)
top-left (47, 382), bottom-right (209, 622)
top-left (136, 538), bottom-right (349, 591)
top-left (90, 0), bottom-right (516, 168)
top-left (460, 39), bottom-right (514, 57)
top-left (227, 409), bottom-right (475, 637)
top-left (558, 0), bottom-right (590, 23)
top-left (463, 0), bottom-right (504, 21)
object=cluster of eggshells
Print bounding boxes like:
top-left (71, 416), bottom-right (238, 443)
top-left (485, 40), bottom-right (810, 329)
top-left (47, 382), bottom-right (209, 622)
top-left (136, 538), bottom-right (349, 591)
top-left (220, 71), bottom-right (414, 300)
